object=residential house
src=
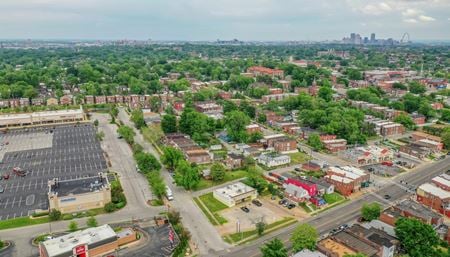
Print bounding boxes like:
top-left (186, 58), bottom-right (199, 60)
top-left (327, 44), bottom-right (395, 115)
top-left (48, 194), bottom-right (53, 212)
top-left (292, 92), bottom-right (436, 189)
top-left (224, 153), bottom-right (245, 170)
top-left (247, 66), bottom-right (284, 78)
top-left (60, 95), bottom-right (72, 105)
top-left (46, 98), bottom-right (58, 106)
top-left (257, 152), bottom-right (290, 168)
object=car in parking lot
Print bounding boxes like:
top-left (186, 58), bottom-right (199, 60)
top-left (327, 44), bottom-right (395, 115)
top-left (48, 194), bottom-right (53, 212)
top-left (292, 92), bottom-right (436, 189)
top-left (0, 185), bottom-right (4, 193)
top-left (384, 194), bottom-right (391, 200)
top-left (2, 173), bottom-right (9, 180)
top-left (294, 167), bottom-right (301, 172)
top-left (252, 199), bottom-right (262, 207)
top-left (240, 206), bottom-right (250, 213)
top-left (279, 199), bottom-right (288, 205)
top-left (287, 203), bottom-right (296, 209)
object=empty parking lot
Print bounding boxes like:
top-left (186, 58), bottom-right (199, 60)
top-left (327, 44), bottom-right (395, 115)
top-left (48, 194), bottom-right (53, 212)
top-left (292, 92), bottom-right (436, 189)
top-left (0, 124), bottom-right (107, 220)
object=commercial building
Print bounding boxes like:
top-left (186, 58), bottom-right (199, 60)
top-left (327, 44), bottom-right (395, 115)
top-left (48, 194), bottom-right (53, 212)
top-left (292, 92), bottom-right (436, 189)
top-left (293, 250), bottom-right (326, 257)
top-left (347, 224), bottom-right (398, 257)
top-left (39, 224), bottom-right (136, 257)
top-left (0, 107), bottom-right (85, 128)
top-left (380, 199), bottom-right (443, 226)
top-left (213, 182), bottom-right (257, 207)
top-left (344, 146), bottom-right (393, 165)
top-left (48, 173), bottom-right (111, 214)
top-left (417, 182), bottom-right (450, 217)
top-left (165, 133), bottom-right (212, 165)
top-left (325, 166), bottom-right (369, 196)
top-left (263, 134), bottom-right (298, 154)
top-left (257, 152), bottom-right (291, 167)
top-left (322, 138), bottom-right (347, 153)
top-left (317, 238), bottom-right (356, 257)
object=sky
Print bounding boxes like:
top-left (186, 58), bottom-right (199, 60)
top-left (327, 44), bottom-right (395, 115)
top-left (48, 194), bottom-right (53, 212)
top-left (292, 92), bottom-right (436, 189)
top-left (0, 0), bottom-right (449, 41)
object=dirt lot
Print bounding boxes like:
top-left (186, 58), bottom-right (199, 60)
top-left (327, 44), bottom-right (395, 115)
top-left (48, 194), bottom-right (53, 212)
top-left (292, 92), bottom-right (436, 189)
top-left (217, 197), bottom-right (308, 235)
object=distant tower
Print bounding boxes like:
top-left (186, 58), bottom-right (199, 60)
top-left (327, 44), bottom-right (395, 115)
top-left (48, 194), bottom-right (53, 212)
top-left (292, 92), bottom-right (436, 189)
top-left (370, 33), bottom-right (376, 43)
top-left (350, 33), bottom-right (356, 44)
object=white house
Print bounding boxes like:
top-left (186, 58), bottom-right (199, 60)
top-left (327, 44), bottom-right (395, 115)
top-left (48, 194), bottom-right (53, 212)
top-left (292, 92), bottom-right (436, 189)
top-left (257, 152), bottom-right (291, 167)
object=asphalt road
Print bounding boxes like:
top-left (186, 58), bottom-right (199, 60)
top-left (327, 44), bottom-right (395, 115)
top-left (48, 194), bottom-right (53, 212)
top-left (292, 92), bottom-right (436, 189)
top-left (214, 157), bottom-right (450, 257)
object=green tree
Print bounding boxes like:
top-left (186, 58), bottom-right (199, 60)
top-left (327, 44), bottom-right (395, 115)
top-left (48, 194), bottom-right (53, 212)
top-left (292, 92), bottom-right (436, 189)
top-left (442, 128), bottom-right (450, 149)
top-left (117, 125), bottom-right (135, 144)
top-left (86, 216), bottom-right (98, 227)
top-left (361, 202), bottom-right (381, 221)
top-left (210, 162), bottom-right (226, 182)
top-left (395, 217), bottom-right (440, 257)
top-left (394, 114), bottom-right (416, 130)
top-left (93, 119), bottom-right (99, 127)
top-left (441, 109), bottom-right (450, 122)
top-left (147, 171), bottom-right (167, 199)
top-left (104, 202), bottom-right (116, 213)
top-left (131, 109), bottom-right (146, 129)
top-left (260, 238), bottom-right (288, 257)
top-left (307, 133), bottom-right (323, 151)
top-left (318, 86), bottom-right (334, 102)
top-left (256, 221), bottom-right (266, 236)
top-left (393, 82), bottom-right (407, 90)
top-left (225, 110), bottom-right (250, 142)
top-left (68, 221), bottom-right (78, 232)
top-left (48, 209), bottom-right (62, 221)
top-left (161, 114), bottom-right (178, 133)
top-left (248, 132), bottom-right (263, 143)
top-left (290, 223), bottom-right (318, 252)
top-left (174, 160), bottom-right (200, 190)
top-left (409, 81), bottom-right (426, 94)
top-left (161, 147), bottom-right (184, 171)
top-left (135, 152), bottom-right (161, 172)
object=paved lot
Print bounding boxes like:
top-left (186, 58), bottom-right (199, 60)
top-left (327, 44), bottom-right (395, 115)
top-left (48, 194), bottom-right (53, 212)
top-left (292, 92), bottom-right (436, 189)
top-left (218, 198), bottom-right (300, 235)
top-left (0, 124), bottom-right (107, 220)
top-left (119, 224), bottom-right (179, 257)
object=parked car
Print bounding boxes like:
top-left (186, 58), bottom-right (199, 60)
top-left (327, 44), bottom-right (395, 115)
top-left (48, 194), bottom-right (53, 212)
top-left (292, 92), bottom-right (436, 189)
top-left (252, 199), bottom-right (262, 207)
top-left (382, 161), bottom-right (393, 166)
top-left (294, 167), bottom-right (301, 172)
top-left (279, 199), bottom-right (288, 205)
top-left (384, 194), bottom-right (391, 200)
top-left (240, 206), bottom-right (250, 213)
top-left (0, 185), bottom-right (3, 193)
top-left (287, 203), bottom-right (296, 209)
top-left (3, 173), bottom-right (10, 180)
top-left (339, 224), bottom-right (349, 230)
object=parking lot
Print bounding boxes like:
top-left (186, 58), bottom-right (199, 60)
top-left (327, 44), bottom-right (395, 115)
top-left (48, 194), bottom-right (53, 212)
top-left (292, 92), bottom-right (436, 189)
top-left (0, 124), bottom-right (107, 220)
top-left (361, 163), bottom-right (403, 177)
top-left (218, 197), bottom-right (306, 235)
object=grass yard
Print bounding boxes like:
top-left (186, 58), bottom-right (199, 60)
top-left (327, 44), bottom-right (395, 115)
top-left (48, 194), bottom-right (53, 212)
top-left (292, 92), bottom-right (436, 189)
top-left (195, 170), bottom-right (249, 191)
top-left (193, 197), bottom-right (219, 225)
top-left (0, 216), bottom-right (49, 231)
top-left (227, 217), bottom-right (295, 243)
top-left (199, 193), bottom-right (228, 212)
top-left (323, 193), bottom-right (345, 205)
top-left (289, 152), bottom-right (310, 164)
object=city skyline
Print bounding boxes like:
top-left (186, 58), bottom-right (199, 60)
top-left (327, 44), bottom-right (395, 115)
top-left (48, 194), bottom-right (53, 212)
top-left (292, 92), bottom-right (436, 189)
top-left (0, 0), bottom-right (449, 41)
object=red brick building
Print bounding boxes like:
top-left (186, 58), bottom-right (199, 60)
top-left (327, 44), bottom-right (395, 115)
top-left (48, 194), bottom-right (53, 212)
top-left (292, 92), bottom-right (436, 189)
top-left (247, 66), bottom-right (284, 78)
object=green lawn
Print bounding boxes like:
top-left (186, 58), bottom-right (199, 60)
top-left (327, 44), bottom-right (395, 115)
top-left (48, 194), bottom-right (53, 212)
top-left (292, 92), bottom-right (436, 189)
top-left (195, 170), bottom-right (249, 191)
top-left (193, 198), bottom-right (219, 226)
top-left (198, 193), bottom-right (228, 212)
top-left (288, 152), bottom-right (310, 164)
top-left (323, 192), bottom-right (345, 204)
top-left (227, 217), bottom-right (295, 243)
top-left (0, 216), bottom-right (49, 231)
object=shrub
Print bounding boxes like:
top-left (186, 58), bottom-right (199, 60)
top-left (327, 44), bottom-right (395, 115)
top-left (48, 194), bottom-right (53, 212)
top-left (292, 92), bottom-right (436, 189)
top-left (104, 202), bottom-right (116, 213)
top-left (48, 209), bottom-right (62, 221)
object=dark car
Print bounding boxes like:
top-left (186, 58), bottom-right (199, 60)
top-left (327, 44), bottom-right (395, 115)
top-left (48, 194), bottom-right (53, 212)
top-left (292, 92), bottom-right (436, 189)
top-left (2, 173), bottom-right (9, 180)
top-left (279, 199), bottom-right (288, 205)
top-left (384, 194), bottom-right (391, 200)
top-left (240, 206), bottom-right (250, 213)
top-left (294, 167), bottom-right (301, 172)
top-left (252, 199), bottom-right (262, 207)
top-left (287, 203), bottom-right (296, 209)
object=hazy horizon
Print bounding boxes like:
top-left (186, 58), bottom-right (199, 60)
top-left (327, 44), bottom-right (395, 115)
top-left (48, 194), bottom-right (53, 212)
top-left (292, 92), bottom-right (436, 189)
top-left (0, 0), bottom-right (449, 41)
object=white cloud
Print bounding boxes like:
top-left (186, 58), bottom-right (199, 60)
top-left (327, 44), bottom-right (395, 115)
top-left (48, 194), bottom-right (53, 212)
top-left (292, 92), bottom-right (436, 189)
top-left (403, 18), bottom-right (418, 23)
top-left (418, 15), bottom-right (436, 21)
top-left (360, 2), bottom-right (392, 15)
top-left (402, 8), bottom-right (421, 17)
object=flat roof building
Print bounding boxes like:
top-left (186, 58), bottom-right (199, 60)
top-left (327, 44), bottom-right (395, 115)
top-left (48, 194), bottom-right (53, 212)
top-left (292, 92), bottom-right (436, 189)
top-left (48, 173), bottom-right (111, 214)
top-left (0, 107), bottom-right (85, 128)
top-left (39, 224), bottom-right (136, 257)
top-left (213, 182), bottom-right (257, 207)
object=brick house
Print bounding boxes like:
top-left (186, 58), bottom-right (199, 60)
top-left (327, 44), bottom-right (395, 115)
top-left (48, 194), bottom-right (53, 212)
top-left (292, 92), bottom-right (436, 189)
top-left (60, 95), bottom-right (72, 105)
top-left (380, 199), bottom-right (443, 226)
top-left (247, 66), bottom-right (284, 78)
top-left (95, 96), bottom-right (106, 104)
top-left (322, 139), bottom-right (348, 153)
top-left (416, 183), bottom-right (450, 217)
top-left (410, 113), bottom-right (426, 125)
top-left (246, 124), bottom-right (262, 134)
top-left (106, 95), bottom-right (116, 103)
top-left (85, 95), bottom-right (95, 105)
top-left (224, 153), bottom-right (245, 170)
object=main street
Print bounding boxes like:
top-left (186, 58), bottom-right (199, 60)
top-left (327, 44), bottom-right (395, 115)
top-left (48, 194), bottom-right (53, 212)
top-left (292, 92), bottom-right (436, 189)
top-left (215, 157), bottom-right (450, 257)
top-left (117, 108), bottom-right (229, 255)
